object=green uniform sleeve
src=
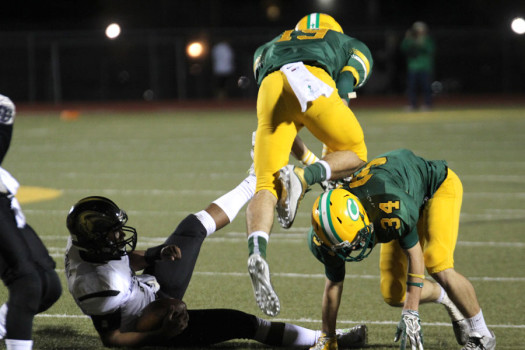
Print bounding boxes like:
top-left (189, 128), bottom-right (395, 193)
top-left (342, 39), bottom-right (373, 89)
top-left (335, 71), bottom-right (355, 102)
top-left (307, 228), bottom-right (346, 282)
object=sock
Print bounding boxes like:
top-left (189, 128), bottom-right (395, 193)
top-left (0, 303), bottom-right (7, 339)
top-left (466, 310), bottom-right (492, 338)
top-left (194, 210), bottom-right (217, 236)
top-left (303, 160), bottom-right (331, 185)
top-left (435, 287), bottom-right (464, 322)
top-left (248, 231), bottom-right (269, 259)
top-left (254, 317), bottom-right (319, 347)
top-left (5, 339), bottom-right (33, 350)
top-left (213, 174), bottom-right (256, 222)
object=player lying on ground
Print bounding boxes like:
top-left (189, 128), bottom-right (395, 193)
top-left (64, 174), bottom-right (367, 348)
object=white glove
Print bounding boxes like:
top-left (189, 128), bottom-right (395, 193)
top-left (394, 309), bottom-right (424, 350)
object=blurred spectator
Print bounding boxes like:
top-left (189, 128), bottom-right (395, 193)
top-left (400, 21), bottom-right (435, 111)
top-left (211, 41), bottom-right (235, 99)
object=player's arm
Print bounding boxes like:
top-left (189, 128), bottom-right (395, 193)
top-left (128, 245), bottom-right (181, 271)
top-left (394, 241), bottom-right (425, 349)
top-left (321, 278), bottom-right (344, 336)
top-left (336, 39), bottom-right (373, 103)
top-left (291, 135), bottom-right (320, 165)
top-left (402, 242), bottom-right (425, 311)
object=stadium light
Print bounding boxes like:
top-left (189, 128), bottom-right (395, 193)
top-left (186, 41), bottom-right (206, 59)
top-left (511, 17), bottom-right (525, 35)
top-left (105, 23), bottom-right (121, 39)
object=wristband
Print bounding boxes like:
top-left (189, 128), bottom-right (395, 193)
top-left (406, 281), bottom-right (424, 288)
top-left (144, 244), bottom-right (167, 265)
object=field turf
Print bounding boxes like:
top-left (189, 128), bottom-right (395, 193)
top-left (2, 101), bottom-right (524, 349)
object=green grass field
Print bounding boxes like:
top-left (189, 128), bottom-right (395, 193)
top-left (2, 102), bottom-right (524, 349)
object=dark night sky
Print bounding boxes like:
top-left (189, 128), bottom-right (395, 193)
top-left (4, 0), bottom-right (525, 32)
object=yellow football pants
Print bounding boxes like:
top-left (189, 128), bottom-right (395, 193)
top-left (254, 65), bottom-right (367, 197)
top-left (379, 168), bottom-right (463, 305)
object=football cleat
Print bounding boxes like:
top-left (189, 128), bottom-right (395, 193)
top-left (247, 254), bottom-right (280, 317)
top-left (453, 319), bottom-right (470, 346)
top-left (461, 331), bottom-right (496, 350)
top-left (310, 335), bottom-right (337, 350)
top-left (276, 165), bottom-right (308, 229)
top-left (336, 325), bottom-right (368, 348)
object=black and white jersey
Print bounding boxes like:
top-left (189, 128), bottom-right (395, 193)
top-left (65, 237), bottom-right (158, 331)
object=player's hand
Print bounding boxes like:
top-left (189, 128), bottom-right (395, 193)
top-left (159, 302), bottom-right (189, 337)
top-left (394, 310), bottom-right (423, 350)
top-left (310, 334), bottom-right (338, 350)
top-left (160, 245), bottom-right (182, 261)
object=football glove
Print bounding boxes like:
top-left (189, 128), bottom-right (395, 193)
top-left (394, 309), bottom-right (424, 350)
top-left (310, 334), bottom-right (338, 350)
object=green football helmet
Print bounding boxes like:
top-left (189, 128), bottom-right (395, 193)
top-left (295, 13), bottom-right (344, 34)
top-left (311, 188), bottom-right (374, 262)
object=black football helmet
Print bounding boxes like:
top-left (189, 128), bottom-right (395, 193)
top-left (66, 196), bottom-right (137, 261)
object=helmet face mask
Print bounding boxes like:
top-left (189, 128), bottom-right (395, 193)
top-left (295, 13), bottom-right (344, 34)
top-left (312, 189), bottom-right (374, 262)
top-left (67, 196), bottom-right (137, 262)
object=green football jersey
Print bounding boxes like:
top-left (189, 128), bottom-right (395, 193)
top-left (308, 149), bottom-right (448, 281)
top-left (253, 29), bottom-right (373, 101)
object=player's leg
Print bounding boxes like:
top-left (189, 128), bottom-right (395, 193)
top-left (423, 169), bottom-right (494, 346)
top-left (196, 173), bottom-right (256, 234)
top-left (246, 70), bottom-right (300, 316)
top-left (0, 197), bottom-right (42, 350)
top-left (168, 309), bottom-right (366, 348)
top-left (17, 224), bottom-right (62, 313)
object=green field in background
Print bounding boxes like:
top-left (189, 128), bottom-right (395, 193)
top-left (1, 104), bottom-right (524, 349)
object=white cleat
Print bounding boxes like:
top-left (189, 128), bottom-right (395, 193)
top-left (336, 324), bottom-right (368, 348)
top-left (276, 165), bottom-right (308, 229)
top-left (247, 254), bottom-right (280, 317)
top-left (461, 331), bottom-right (496, 350)
top-left (453, 319), bottom-right (470, 346)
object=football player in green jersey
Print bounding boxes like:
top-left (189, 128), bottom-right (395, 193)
top-left (304, 149), bottom-right (495, 350)
top-left (246, 12), bottom-right (373, 318)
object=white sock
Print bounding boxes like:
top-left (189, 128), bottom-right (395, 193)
top-left (466, 309), bottom-right (492, 338)
top-left (5, 339), bottom-right (33, 350)
top-left (194, 210), bottom-right (217, 236)
top-left (435, 287), bottom-right (464, 322)
top-left (317, 160), bottom-right (332, 180)
top-left (0, 303), bottom-right (7, 339)
top-left (254, 317), bottom-right (320, 347)
top-left (213, 174), bottom-right (256, 222)
top-left (282, 323), bottom-right (320, 347)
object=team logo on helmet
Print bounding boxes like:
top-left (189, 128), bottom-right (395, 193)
top-left (347, 198), bottom-right (360, 221)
